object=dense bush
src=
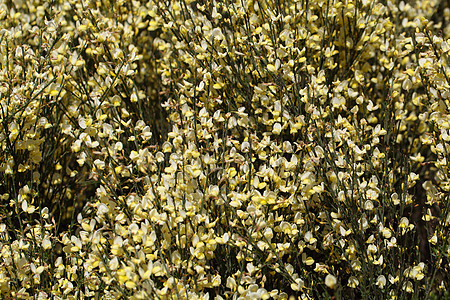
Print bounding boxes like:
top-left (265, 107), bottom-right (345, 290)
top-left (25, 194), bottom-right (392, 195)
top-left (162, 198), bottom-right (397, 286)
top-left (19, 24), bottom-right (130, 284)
top-left (1, 0), bottom-right (450, 299)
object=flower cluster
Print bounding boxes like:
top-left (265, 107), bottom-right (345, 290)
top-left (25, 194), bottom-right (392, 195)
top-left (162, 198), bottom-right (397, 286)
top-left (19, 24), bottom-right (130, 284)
top-left (1, 0), bottom-right (450, 299)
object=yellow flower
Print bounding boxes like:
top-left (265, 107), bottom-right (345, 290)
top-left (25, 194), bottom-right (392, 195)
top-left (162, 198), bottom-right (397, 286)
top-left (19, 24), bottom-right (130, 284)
top-left (325, 274), bottom-right (337, 289)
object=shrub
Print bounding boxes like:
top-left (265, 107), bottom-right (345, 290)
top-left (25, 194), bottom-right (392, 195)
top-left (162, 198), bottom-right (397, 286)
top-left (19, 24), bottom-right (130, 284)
top-left (1, 0), bottom-right (449, 299)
